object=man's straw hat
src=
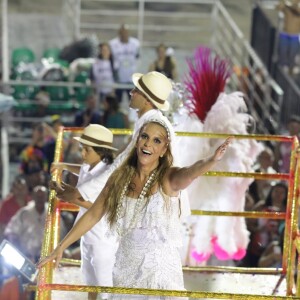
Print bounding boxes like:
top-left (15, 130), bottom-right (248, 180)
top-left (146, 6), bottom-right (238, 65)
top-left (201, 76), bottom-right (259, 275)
top-left (132, 71), bottom-right (172, 111)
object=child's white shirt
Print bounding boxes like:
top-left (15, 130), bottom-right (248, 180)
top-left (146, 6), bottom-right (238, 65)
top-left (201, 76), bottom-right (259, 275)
top-left (75, 161), bottom-right (116, 244)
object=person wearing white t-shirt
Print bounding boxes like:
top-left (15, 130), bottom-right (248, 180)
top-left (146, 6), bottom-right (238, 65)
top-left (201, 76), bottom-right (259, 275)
top-left (90, 42), bottom-right (116, 103)
top-left (50, 124), bottom-right (118, 300)
top-left (109, 24), bottom-right (140, 102)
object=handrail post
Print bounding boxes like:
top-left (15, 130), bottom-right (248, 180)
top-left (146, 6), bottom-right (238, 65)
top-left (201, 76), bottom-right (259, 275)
top-left (284, 136), bottom-right (299, 295)
top-left (1, 0), bottom-right (11, 198)
top-left (35, 126), bottom-right (65, 300)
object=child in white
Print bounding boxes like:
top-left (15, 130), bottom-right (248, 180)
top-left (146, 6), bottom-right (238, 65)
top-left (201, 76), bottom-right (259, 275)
top-left (51, 124), bottom-right (118, 300)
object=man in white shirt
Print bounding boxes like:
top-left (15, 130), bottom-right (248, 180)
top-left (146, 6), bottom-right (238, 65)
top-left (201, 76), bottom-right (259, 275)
top-left (109, 24), bottom-right (140, 102)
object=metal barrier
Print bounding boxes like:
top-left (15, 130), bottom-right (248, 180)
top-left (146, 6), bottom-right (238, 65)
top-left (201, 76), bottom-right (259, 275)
top-left (35, 127), bottom-right (300, 299)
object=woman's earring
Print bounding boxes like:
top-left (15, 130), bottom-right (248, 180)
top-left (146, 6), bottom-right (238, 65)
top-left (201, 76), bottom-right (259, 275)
top-left (160, 154), bottom-right (163, 158)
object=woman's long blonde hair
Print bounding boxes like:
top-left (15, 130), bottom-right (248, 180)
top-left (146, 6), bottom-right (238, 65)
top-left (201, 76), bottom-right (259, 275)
top-left (104, 121), bottom-right (174, 227)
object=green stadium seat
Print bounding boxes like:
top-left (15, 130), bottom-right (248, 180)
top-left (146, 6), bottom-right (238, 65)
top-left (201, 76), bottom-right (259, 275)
top-left (42, 48), bottom-right (61, 62)
top-left (12, 70), bottom-right (39, 101)
top-left (46, 85), bottom-right (69, 102)
top-left (46, 86), bottom-right (74, 113)
top-left (11, 47), bottom-right (35, 68)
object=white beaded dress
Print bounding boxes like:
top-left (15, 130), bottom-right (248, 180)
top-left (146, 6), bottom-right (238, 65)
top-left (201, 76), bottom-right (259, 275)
top-left (111, 188), bottom-right (185, 299)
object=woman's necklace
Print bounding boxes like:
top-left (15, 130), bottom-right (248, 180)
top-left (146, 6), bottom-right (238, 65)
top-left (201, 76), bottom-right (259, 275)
top-left (116, 169), bottom-right (157, 236)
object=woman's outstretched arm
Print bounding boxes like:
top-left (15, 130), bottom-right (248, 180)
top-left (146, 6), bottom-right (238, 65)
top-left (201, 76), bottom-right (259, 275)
top-left (168, 137), bottom-right (232, 192)
top-left (36, 181), bottom-right (110, 269)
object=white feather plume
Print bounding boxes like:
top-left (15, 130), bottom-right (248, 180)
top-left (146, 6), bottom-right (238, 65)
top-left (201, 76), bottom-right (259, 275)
top-left (173, 92), bottom-right (263, 263)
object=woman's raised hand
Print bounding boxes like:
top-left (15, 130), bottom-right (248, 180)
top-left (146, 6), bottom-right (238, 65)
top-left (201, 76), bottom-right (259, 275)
top-left (213, 137), bottom-right (233, 161)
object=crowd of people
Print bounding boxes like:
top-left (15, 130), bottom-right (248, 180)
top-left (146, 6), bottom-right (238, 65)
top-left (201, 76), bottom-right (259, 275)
top-left (9, 23), bottom-right (178, 127)
top-left (240, 115), bottom-right (300, 269)
top-left (7, 23), bottom-right (178, 164)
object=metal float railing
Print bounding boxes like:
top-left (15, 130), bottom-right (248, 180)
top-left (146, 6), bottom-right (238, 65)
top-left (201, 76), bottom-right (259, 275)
top-left (35, 128), bottom-right (300, 299)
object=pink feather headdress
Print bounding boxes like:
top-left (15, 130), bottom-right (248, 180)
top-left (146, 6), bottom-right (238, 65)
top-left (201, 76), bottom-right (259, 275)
top-left (184, 46), bottom-right (232, 122)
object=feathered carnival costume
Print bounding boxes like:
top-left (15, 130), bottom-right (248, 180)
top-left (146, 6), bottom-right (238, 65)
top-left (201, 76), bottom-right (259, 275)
top-left (168, 46), bottom-right (262, 265)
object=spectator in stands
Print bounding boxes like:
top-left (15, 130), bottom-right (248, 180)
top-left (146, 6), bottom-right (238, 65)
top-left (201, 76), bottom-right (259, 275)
top-left (259, 182), bottom-right (288, 212)
top-left (248, 146), bottom-right (277, 204)
top-left (32, 90), bottom-right (50, 118)
top-left (20, 148), bottom-right (44, 179)
top-left (258, 224), bottom-right (285, 268)
top-left (241, 182), bottom-right (287, 267)
top-left (242, 207), bottom-right (281, 268)
top-left (74, 93), bottom-right (102, 127)
top-left (0, 175), bottom-right (31, 240)
top-left (19, 123), bottom-right (46, 169)
top-left (149, 43), bottom-right (178, 80)
top-left (42, 115), bottom-right (65, 171)
top-left (109, 24), bottom-right (140, 102)
top-left (19, 123), bottom-right (49, 191)
top-left (25, 122), bottom-right (45, 150)
top-left (240, 182), bottom-right (288, 267)
top-left (23, 162), bottom-right (49, 193)
top-left (90, 42), bottom-right (116, 103)
top-left (102, 95), bottom-right (129, 129)
top-left (276, 0), bottom-right (300, 72)
top-left (274, 115), bottom-right (300, 173)
top-left (4, 185), bottom-right (49, 263)
top-left (258, 237), bottom-right (282, 268)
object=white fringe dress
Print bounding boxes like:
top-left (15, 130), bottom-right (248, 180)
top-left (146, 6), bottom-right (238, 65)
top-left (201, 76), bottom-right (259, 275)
top-left (111, 189), bottom-right (185, 299)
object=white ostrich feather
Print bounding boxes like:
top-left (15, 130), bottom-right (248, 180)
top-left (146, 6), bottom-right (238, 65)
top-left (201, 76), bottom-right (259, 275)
top-left (173, 92), bottom-right (263, 262)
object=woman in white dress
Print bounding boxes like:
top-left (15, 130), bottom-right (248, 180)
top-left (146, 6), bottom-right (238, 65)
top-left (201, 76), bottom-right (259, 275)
top-left (37, 118), bottom-right (231, 299)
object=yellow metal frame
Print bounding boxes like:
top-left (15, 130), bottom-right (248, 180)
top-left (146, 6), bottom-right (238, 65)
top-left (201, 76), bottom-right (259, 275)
top-left (35, 127), bottom-right (300, 299)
